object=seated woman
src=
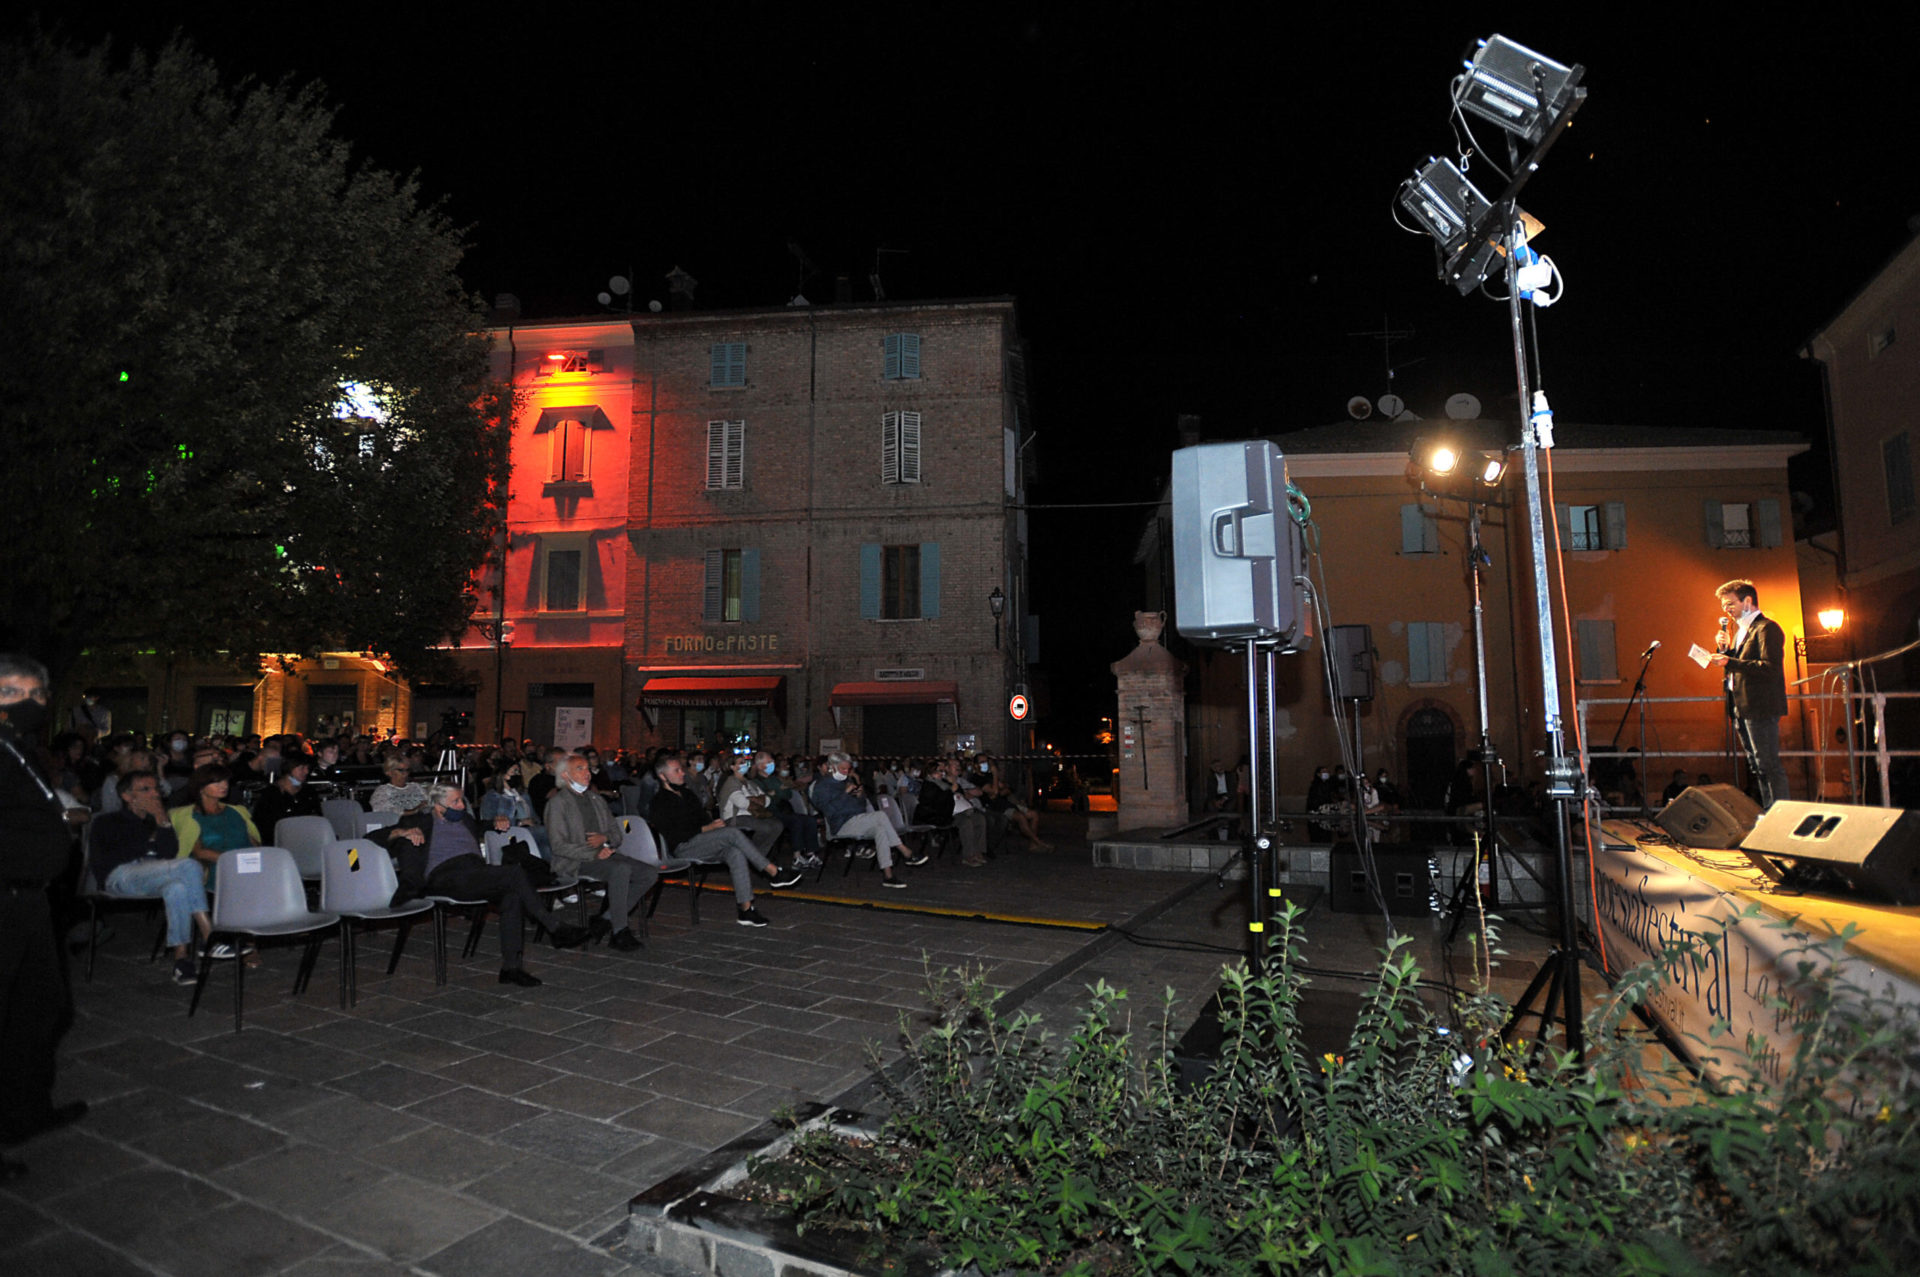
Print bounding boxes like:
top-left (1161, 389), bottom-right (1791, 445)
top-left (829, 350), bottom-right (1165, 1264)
top-left (167, 763), bottom-right (262, 903)
top-left (369, 757), bottom-right (429, 816)
top-left (974, 755), bottom-right (1050, 851)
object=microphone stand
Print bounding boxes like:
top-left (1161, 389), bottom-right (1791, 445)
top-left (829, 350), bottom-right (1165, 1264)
top-left (1608, 645), bottom-right (1658, 813)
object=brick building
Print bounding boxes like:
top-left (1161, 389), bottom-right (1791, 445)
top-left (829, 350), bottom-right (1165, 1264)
top-left (448, 297), bottom-right (1033, 757)
top-left (1140, 420), bottom-right (1809, 811)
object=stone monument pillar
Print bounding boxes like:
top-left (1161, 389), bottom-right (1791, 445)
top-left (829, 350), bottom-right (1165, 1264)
top-left (1111, 610), bottom-right (1188, 830)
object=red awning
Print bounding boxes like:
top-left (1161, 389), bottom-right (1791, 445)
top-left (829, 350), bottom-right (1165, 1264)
top-left (828, 680), bottom-right (959, 707)
top-left (639, 676), bottom-right (785, 708)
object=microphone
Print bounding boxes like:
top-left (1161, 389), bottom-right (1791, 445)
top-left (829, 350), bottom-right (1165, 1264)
top-left (1640, 640), bottom-right (1661, 660)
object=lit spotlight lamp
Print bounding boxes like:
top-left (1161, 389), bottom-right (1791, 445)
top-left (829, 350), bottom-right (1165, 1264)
top-left (1412, 437), bottom-right (1462, 476)
top-left (1452, 35), bottom-right (1581, 148)
top-left (1818, 607), bottom-right (1845, 634)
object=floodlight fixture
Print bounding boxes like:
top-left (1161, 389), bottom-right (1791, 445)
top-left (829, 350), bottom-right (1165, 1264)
top-left (1399, 157), bottom-right (1491, 258)
top-left (1818, 607), bottom-right (1845, 634)
top-left (1453, 35), bottom-right (1581, 148)
top-left (1412, 438), bottom-right (1461, 476)
top-left (1474, 451), bottom-right (1507, 485)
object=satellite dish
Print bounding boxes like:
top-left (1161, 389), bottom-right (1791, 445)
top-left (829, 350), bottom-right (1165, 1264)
top-left (1378, 393), bottom-right (1406, 418)
top-left (607, 275), bottom-right (631, 296)
top-left (648, 299), bottom-right (664, 313)
top-left (1445, 393), bottom-right (1482, 420)
top-left (1346, 395), bottom-right (1373, 420)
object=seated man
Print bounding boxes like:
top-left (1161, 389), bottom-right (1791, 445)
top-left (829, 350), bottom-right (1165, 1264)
top-left (716, 751), bottom-right (783, 858)
top-left (388, 783), bottom-right (587, 986)
top-left (648, 756), bottom-right (801, 927)
top-left (250, 753), bottom-right (322, 832)
top-left (753, 750), bottom-right (821, 870)
top-left (918, 758), bottom-right (989, 867)
top-left (90, 771), bottom-right (222, 985)
top-left (546, 753), bottom-right (670, 952)
top-left (808, 752), bottom-right (916, 888)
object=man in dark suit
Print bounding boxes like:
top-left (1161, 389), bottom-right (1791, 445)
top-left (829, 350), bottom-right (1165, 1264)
top-left (1712, 579), bottom-right (1790, 806)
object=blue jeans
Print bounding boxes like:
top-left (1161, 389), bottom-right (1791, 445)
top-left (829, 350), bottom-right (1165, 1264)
top-left (105, 858), bottom-right (208, 948)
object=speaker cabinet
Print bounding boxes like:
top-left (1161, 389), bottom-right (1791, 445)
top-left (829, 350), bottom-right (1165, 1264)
top-left (1329, 624), bottom-right (1374, 701)
top-left (1171, 442), bottom-right (1309, 648)
top-left (1330, 846), bottom-right (1434, 917)
top-left (1654, 784), bottom-right (1761, 850)
top-left (1742, 801), bottom-right (1920, 904)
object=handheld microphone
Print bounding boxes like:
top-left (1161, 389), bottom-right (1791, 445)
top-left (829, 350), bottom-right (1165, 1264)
top-left (1640, 640), bottom-right (1661, 660)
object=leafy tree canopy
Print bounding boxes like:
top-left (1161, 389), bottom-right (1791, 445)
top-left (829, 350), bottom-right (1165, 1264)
top-left (0, 35), bottom-right (506, 682)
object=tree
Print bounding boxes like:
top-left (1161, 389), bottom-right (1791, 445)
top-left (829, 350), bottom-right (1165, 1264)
top-left (0, 36), bottom-right (506, 684)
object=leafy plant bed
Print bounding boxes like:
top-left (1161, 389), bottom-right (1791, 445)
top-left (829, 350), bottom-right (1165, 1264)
top-left (736, 906), bottom-right (1920, 1276)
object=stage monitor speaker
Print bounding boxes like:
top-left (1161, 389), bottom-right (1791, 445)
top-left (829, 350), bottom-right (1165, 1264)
top-left (1330, 845), bottom-right (1434, 917)
top-left (1329, 624), bottom-right (1374, 701)
top-left (1171, 442), bottom-right (1309, 649)
top-left (1654, 784), bottom-right (1761, 850)
top-left (1741, 801), bottom-right (1920, 904)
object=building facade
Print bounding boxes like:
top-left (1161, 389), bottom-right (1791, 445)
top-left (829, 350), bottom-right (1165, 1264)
top-left (448, 298), bottom-right (1032, 757)
top-left (1141, 421), bottom-right (1811, 811)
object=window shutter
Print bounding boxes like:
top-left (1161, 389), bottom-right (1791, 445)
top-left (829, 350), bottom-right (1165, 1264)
top-left (1603, 501), bottom-right (1627, 550)
top-left (703, 549), bottom-right (723, 623)
top-left (707, 421), bottom-right (727, 489)
top-left (725, 420), bottom-right (744, 488)
top-left (1756, 498), bottom-right (1783, 548)
top-left (919, 541), bottom-right (940, 618)
top-left (739, 548), bottom-right (761, 623)
top-left (1577, 619), bottom-right (1618, 681)
top-left (710, 342), bottom-right (745, 387)
top-left (1401, 504), bottom-right (1433, 554)
top-left (900, 333), bottom-right (920, 378)
top-left (884, 334), bottom-right (901, 380)
top-left (1554, 503), bottom-right (1572, 548)
top-left (1408, 623), bottom-right (1434, 684)
top-left (1704, 499), bottom-right (1725, 548)
top-left (881, 411), bottom-right (900, 483)
top-left (859, 543), bottom-right (882, 619)
top-left (550, 424), bottom-right (566, 483)
top-left (900, 411), bottom-right (921, 483)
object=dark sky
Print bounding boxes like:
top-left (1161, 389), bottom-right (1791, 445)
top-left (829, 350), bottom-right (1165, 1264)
top-left (26, 6), bottom-right (1920, 740)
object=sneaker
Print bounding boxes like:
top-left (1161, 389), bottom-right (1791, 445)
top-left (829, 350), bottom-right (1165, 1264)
top-left (854, 844), bottom-right (877, 860)
top-left (902, 852), bottom-right (930, 868)
top-left (736, 905), bottom-right (770, 928)
top-left (208, 943), bottom-right (240, 961)
top-left (172, 958), bottom-right (197, 986)
top-left (766, 868), bottom-right (805, 890)
top-left (881, 875), bottom-right (908, 890)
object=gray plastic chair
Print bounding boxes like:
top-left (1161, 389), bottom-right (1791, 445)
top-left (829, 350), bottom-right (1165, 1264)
top-left (320, 838), bottom-right (438, 1006)
top-left (881, 792), bottom-right (952, 862)
top-left (188, 846), bottom-right (339, 1031)
top-left (620, 815), bottom-right (709, 924)
top-left (76, 832), bottom-right (168, 981)
top-left (356, 809), bottom-right (399, 838)
top-left (273, 815), bottom-right (336, 881)
top-left (320, 797), bottom-right (363, 842)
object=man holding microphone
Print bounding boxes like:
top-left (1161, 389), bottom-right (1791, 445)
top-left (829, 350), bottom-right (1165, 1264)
top-left (1709, 579), bottom-right (1789, 807)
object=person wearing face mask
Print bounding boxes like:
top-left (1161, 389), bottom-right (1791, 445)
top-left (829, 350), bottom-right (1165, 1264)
top-left (717, 750), bottom-right (784, 859)
top-left (1, 653), bottom-right (89, 1167)
top-left (684, 752), bottom-right (714, 811)
top-left (546, 754), bottom-right (664, 951)
top-left (648, 756), bottom-right (802, 926)
top-left (808, 751), bottom-right (914, 887)
top-left (387, 782), bottom-right (588, 984)
top-left (1306, 764), bottom-right (1337, 840)
top-left (251, 753), bottom-right (322, 833)
top-left (754, 750), bottom-right (821, 870)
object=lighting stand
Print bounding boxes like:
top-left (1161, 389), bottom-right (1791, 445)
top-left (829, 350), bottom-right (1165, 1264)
top-left (1237, 639), bottom-right (1282, 975)
top-left (1495, 203), bottom-right (1586, 1057)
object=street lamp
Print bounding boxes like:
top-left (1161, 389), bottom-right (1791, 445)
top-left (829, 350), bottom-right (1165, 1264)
top-left (989, 586), bottom-right (1006, 650)
top-left (1818, 607), bottom-right (1845, 634)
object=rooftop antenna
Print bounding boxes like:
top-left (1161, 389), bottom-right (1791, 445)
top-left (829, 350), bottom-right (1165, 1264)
top-left (1348, 312), bottom-right (1419, 401)
top-left (787, 241), bottom-right (821, 296)
top-left (871, 246), bottom-right (909, 300)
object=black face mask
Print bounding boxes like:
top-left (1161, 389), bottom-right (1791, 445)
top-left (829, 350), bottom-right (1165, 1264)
top-left (3, 699), bottom-right (48, 737)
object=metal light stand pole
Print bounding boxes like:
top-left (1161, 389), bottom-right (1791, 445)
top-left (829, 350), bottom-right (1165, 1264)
top-left (1443, 499), bottom-right (1509, 944)
top-left (1244, 641), bottom-right (1267, 974)
top-left (1497, 205), bottom-right (1586, 1056)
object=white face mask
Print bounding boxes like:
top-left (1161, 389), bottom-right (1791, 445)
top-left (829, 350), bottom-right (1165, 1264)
top-left (569, 780), bottom-right (589, 794)
top-left (692, 760), bottom-right (705, 773)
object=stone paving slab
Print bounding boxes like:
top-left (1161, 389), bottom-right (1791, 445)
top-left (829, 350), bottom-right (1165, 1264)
top-left (6, 812), bottom-right (1538, 1275)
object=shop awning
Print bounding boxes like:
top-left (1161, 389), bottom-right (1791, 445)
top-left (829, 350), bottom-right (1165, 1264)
top-left (828, 680), bottom-right (960, 707)
top-left (638, 676), bottom-right (785, 708)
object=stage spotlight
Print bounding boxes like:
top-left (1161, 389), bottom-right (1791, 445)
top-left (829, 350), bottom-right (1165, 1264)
top-left (1398, 157), bottom-right (1491, 258)
top-left (1453, 35), bottom-right (1581, 148)
top-left (1474, 452), bottom-right (1507, 484)
top-left (1412, 438), bottom-right (1461, 476)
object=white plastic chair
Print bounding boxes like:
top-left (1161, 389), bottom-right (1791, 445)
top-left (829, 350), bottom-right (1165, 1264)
top-left (273, 815), bottom-right (336, 881)
top-left (320, 838), bottom-right (438, 1006)
top-left (188, 847), bottom-right (339, 1031)
top-left (320, 797), bottom-right (363, 842)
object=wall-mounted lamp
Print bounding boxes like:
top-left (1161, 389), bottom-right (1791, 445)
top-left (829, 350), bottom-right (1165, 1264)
top-left (989, 586), bottom-right (1006, 650)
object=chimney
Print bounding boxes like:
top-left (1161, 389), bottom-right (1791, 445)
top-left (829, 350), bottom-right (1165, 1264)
top-left (1176, 414), bottom-right (1202, 448)
top-left (834, 274), bottom-right (853, 304)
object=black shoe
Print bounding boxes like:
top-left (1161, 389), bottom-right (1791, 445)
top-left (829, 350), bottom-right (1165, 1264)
top-left (736, 905), bottom-right (770, 928)
top-left (548, 923), bottom-right (590, 950)
top-left (881, 875), bottom-right (908, 890)
top-left (586, 917), bottom-right (613, 946)
top-left (766, 867), bottom-right (804, 889)
top-left (902, 852), bottom-right (930, 867)
top-left (609, 928), bottom-right (643, 951)
top-left (498, 967), bottom-right (542, 987)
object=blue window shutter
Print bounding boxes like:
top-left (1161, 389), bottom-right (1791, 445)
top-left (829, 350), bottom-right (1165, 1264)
top-left (1400, 505), bottom-right (1425, 554)
top-left (740, 549), bottom-right (761, 622)
top-left (1704, 499), bottom-right (1725, 548)
top-left (1408, 623), bottom-right (1433, 684)
top-left (919, 542), bottom-right (940, 618)
top-left (884, 334), bottom-right (901, 380)
top-left (1756, 498), bottom-right (1783, 548)
top-left (1604, 501), bottom-right (1628, 550)
top-left (859, 544), bottom-right (882, 619)
top-left (703, 550), bottom-right (723, 623)
top-left (901, 333), bottom-right (920, 378)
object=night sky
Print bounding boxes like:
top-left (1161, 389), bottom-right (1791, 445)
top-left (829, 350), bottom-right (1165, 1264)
top-left (26, 6), bottom-right (1920, 741)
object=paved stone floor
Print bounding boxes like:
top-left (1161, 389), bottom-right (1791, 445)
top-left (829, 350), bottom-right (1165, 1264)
top-left (5, 817), bottom-right (1565, 1276)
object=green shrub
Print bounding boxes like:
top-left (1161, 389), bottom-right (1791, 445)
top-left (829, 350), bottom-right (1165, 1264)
top-left (752, 904), bottom-right (1919, 1275)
